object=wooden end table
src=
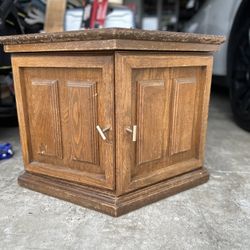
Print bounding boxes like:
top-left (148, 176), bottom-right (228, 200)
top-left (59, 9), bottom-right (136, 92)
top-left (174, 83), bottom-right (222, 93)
top-left (0, 29), bottom-right (225, 216)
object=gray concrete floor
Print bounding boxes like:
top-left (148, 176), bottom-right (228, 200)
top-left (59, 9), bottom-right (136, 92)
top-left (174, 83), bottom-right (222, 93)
top-left (0, 87), bottom-right (250, 250)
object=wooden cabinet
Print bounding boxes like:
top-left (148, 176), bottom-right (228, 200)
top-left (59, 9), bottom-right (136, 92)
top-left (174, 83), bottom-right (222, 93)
top-left (0, 29), bottom-right (225, 216)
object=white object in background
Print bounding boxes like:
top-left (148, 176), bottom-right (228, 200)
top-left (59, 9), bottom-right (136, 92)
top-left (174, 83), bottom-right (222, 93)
top-left (65, 9), bottom-right (84, 31)
top-left (108, 0), bottom-right (123, 4)
top-left (186, 0), bottom-right (196, 9)
top-left (25, 7), bottom-right (45, 25)
top-left (104, 8), bottom-right (135, 28)
top-left (183, 0), bottom-right (242, 76)
top-left (142, 17), bottom-right (158, 30)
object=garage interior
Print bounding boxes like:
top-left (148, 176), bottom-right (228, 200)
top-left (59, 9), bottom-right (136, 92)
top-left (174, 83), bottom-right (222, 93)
top-left (0, 0), bottom-right (250, 249)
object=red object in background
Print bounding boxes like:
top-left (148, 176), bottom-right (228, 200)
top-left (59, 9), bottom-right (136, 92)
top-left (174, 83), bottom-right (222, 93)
top-left (90, 0), bottom-right (108, 28)
top-left (126, 2), bottom-right (136, 12)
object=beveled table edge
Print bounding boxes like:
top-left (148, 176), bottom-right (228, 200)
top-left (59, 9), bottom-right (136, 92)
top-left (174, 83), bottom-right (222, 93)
top-left (0, 28), bottom-right (225, 46)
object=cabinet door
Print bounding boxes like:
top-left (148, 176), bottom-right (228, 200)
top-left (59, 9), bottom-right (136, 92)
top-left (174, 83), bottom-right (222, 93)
top-left (115, 52), bottom-right (213, 194)
top-left (12, 54), bottom-right (114, 190)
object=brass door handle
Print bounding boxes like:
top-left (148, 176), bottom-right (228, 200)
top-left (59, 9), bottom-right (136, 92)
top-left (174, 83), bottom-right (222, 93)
top-left (96, 125), bottom-right (110, 140)
top-left (126, 125), bottom-right (137, 142)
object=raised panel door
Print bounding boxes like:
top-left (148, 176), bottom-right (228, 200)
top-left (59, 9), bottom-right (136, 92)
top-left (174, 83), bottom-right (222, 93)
top-left (115, 52), bottom-right (213, 194)
top-left (12, 54), bottom-right (114, 189)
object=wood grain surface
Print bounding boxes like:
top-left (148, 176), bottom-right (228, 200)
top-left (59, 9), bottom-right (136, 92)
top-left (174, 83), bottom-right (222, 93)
top-left (12, 53), bottom-right (115, 190)
top-left (0, 28), bottom-right (225, 45)
top-left (44, 0), bottom-right (66, 33)
top-left (6, 29), bottom-right (223, 215)
top-left (115, 52), bottom-right (213, 195)
top-left (4, 40), bottom-right (221, 53)
top-left (18, 167), bottom-right (209, 217)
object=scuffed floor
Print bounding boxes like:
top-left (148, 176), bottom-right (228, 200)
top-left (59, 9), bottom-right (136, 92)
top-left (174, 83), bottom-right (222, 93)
top-left (0, 88), bottom-right (250, 250)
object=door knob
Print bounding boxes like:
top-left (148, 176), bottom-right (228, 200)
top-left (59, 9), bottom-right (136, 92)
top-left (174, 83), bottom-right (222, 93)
top-left (126, 125), bottom-right (137, 142)
top-left (96, 125), bottom-right (110, 140)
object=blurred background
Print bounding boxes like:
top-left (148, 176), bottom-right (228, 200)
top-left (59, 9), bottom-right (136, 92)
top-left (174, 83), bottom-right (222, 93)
top-left (0, 0), bottom-right (249, 132)
top-left (0, 2), bottom-right (250, 248)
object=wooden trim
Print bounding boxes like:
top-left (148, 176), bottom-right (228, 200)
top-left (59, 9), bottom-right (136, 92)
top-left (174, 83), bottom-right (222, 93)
top-left (120, 52), bottom-right (212, 68)
top-left (11, 60), bottom-right (31, 166)
top-left (26, 162), bottom-right (108, 190)
top-left (197, 60), bottom-right (213, 161)
top-left (18, 167), bottom-right (209, 217)
top-left (128, 158), bottom-right (202, 192)
top-left (0, 28), bottom-right (225, 46)
top-left (11, 53), bottom-right (112, 68)
top-left (4, 40), bottom-right (220, 53)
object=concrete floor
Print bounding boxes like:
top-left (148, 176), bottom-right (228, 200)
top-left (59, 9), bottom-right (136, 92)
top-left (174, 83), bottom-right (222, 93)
top-left (0, 87), bottom-right (250, 250)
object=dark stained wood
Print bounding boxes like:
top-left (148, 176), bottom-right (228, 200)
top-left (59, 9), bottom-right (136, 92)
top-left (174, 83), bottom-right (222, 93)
top-left (18, 167), bottom-right (209, 217)
top-left (3, 29), bottom-right (224, 216)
